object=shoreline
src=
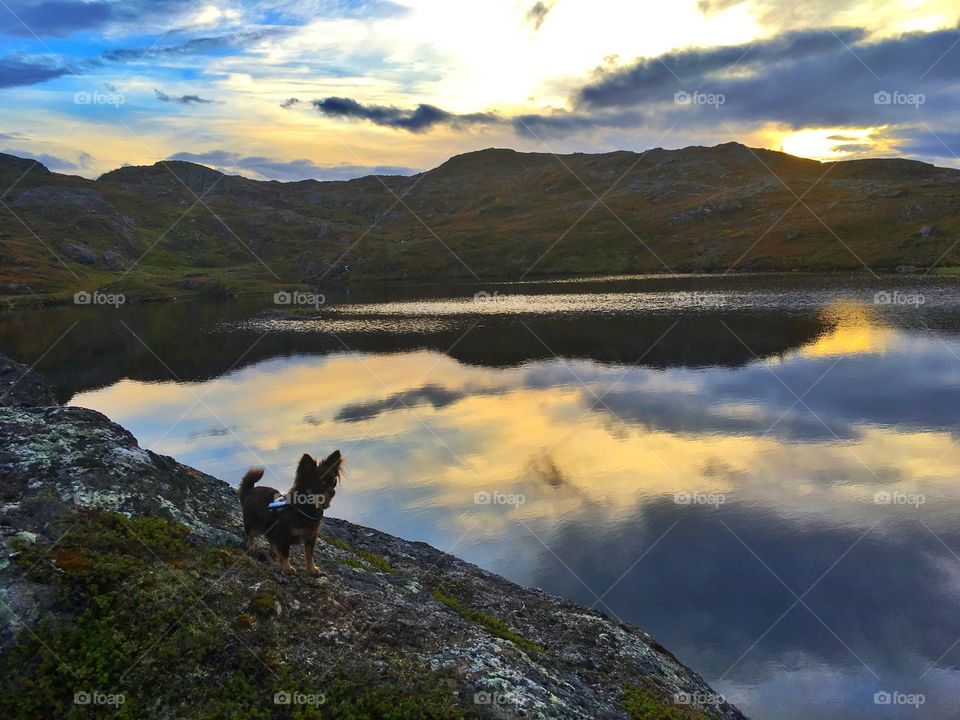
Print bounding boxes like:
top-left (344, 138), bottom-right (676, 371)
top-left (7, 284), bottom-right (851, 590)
top-left (0, 352), bottom-right (747, 719)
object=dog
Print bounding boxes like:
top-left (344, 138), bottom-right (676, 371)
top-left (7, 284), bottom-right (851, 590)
top-left (239, 450), bottom-right (341, 574)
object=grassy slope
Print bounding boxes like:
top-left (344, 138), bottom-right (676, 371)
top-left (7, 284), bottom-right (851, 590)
top-left (2, 143), bottom-right (959, 303)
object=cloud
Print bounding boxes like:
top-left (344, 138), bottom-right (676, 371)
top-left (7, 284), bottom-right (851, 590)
top-left (887, 129), bottom-right (960, 161)
top-left (0, 0), bottom-right (195, 37)
top-left (567, 26), bottom-right (960, 131)
top-left (154, 89), bottom-right (214, 105)
top-left (0, 53), bottom-right (71, 88)
top-left (335, 384), bottom-right (468, 422)
top-left (102, 29), bottom-right (284, 63)
top-left (166, 150), bottom-right (419, 181)
top-left (526, 1), bottom-right (552, 31)
top-left (313, 97), bottom-right (500, 133)
top-left (298, 26), bottom-right (960, 147)
top-left (0, 0), bottom-right (114, 36)
top-left (574, 28), bottom-right (867, 109)
top-left (280, 97), bottom-right (301, 109)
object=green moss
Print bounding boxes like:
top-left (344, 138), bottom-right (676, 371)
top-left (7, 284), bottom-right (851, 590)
top-left (248, 592), bottom-right (277, 618)
top-left (622, 686), bottom-right (707, 720)
top-left (326, 537), bottom-right (395, 574)
top-left (0, 509), bottom-right (473, 720)
top-left (431, 589), bottom-right (543, 655)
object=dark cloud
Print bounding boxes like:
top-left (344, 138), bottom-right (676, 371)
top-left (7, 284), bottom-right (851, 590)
top-left (335, 384), bottom-right (468, 422)
top-left (280, 97), bottom-right (301, 109)
top-left (512, 108), bottom-right (646, 137)
top-left (0, 54), bottom-right (71, 88)
top-left (579, 340), bottom-right (960, 443)
top-left (888, 129), bottom-right (960, 161)
top-left (525, 1), bottom-right (552, 31)
top-left (575, 28), bottom-right (866, 109)
top-left (154, 89), bottom-right (213, 105)
top-left (313, 96), bottom-right (500, 133)
top-left (166, 150), bottom-right (419, 181)
top-left (569, 26), bottom-right (960, 131)
top-left (830, 142), bottom-right (873, 153)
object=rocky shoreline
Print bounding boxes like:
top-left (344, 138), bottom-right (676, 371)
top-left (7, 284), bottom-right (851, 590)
top-left (0, 352), bottom-right (746, 719)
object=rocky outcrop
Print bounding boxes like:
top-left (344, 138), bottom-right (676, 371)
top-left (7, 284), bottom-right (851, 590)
top-left (0, 353), bottom-right (56, 407)
top-left (0, 354), bottom-right (746, 719)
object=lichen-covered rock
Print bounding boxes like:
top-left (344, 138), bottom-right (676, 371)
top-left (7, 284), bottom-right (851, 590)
top-left (0, 355), bottom-right (747, 719)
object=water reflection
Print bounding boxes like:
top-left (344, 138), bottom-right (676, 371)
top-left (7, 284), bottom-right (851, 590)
top-left (6, 276), bottom-right (960, 719)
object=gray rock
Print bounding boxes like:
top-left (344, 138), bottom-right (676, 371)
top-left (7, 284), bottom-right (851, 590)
top-left (920, 224), bottom-right (934, 237)
top-left (102, 249), bottom-right (129, 270)
top-left (63, 241), bottom-right (97, 265)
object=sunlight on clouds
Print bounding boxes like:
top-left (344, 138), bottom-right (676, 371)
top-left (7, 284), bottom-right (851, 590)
top-left (775, 127), bottom-right (886, 160)
top-left (73, 344), bottom-right (960, 541)
top-left (800, 303), bottom-right (897, 358)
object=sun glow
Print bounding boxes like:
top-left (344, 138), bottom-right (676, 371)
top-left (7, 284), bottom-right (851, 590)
top-left (776, 127), bottom-right (886, 161)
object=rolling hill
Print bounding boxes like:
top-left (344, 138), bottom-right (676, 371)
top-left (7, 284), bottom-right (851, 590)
top-left (1, 142), bottom-right (959, 302)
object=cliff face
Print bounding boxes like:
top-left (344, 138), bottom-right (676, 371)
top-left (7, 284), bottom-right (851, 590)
top-left (0, 354), bottom-right (746, 719)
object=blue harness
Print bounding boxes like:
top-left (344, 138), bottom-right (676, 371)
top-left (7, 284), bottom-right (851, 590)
top-left (268, 495), bottom-right (323, 521)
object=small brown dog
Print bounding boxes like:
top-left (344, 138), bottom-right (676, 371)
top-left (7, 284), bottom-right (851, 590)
top-left (239, 450), bottom-right (341, 574)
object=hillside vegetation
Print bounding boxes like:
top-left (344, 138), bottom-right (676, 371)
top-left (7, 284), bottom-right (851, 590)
top-left (1, 143), bottom-right (958, 302)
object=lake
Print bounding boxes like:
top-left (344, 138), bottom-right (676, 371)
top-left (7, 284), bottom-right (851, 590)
top-left (4, 273), bottom-right (960, 720)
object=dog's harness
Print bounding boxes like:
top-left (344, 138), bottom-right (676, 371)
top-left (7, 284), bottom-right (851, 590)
top-left (267, 495), bottom-right (324, 521)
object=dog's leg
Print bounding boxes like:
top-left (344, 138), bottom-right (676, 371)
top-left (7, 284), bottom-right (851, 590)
top-left (270, 538), bottom-right (295, 573)
top-left (305, 530), bottom-right (321, 575)
top-left (244, 530), bottom-right (257, 553)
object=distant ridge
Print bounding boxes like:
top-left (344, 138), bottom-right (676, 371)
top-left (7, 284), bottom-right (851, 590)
top-left (1, 142), bottom-right (958, 301)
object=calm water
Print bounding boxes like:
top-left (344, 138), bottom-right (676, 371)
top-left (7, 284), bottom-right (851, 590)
top-left (4, 274), bottom-right (960, 720)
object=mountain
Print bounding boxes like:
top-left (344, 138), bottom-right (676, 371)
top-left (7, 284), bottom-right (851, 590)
top-left (0, 353), bottom-right (747, 719)
top-left (1, 143), bottom-right (959, 301)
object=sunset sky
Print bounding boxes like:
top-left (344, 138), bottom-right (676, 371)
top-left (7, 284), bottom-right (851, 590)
top-left (1, 0), bottom-right (959, 180)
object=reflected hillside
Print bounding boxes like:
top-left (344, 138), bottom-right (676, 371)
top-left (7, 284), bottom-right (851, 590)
top-left (3, 274), bottom-right (958, 402)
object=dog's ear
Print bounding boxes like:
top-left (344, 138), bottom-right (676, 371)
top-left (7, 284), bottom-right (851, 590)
top-left (295, 453), bottom-right (318, 485)
top-left (319, 450), bottom-right (342, 485)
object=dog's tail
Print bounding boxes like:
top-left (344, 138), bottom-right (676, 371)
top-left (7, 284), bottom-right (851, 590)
top-left (239, 467), bottom-right (265, 503)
